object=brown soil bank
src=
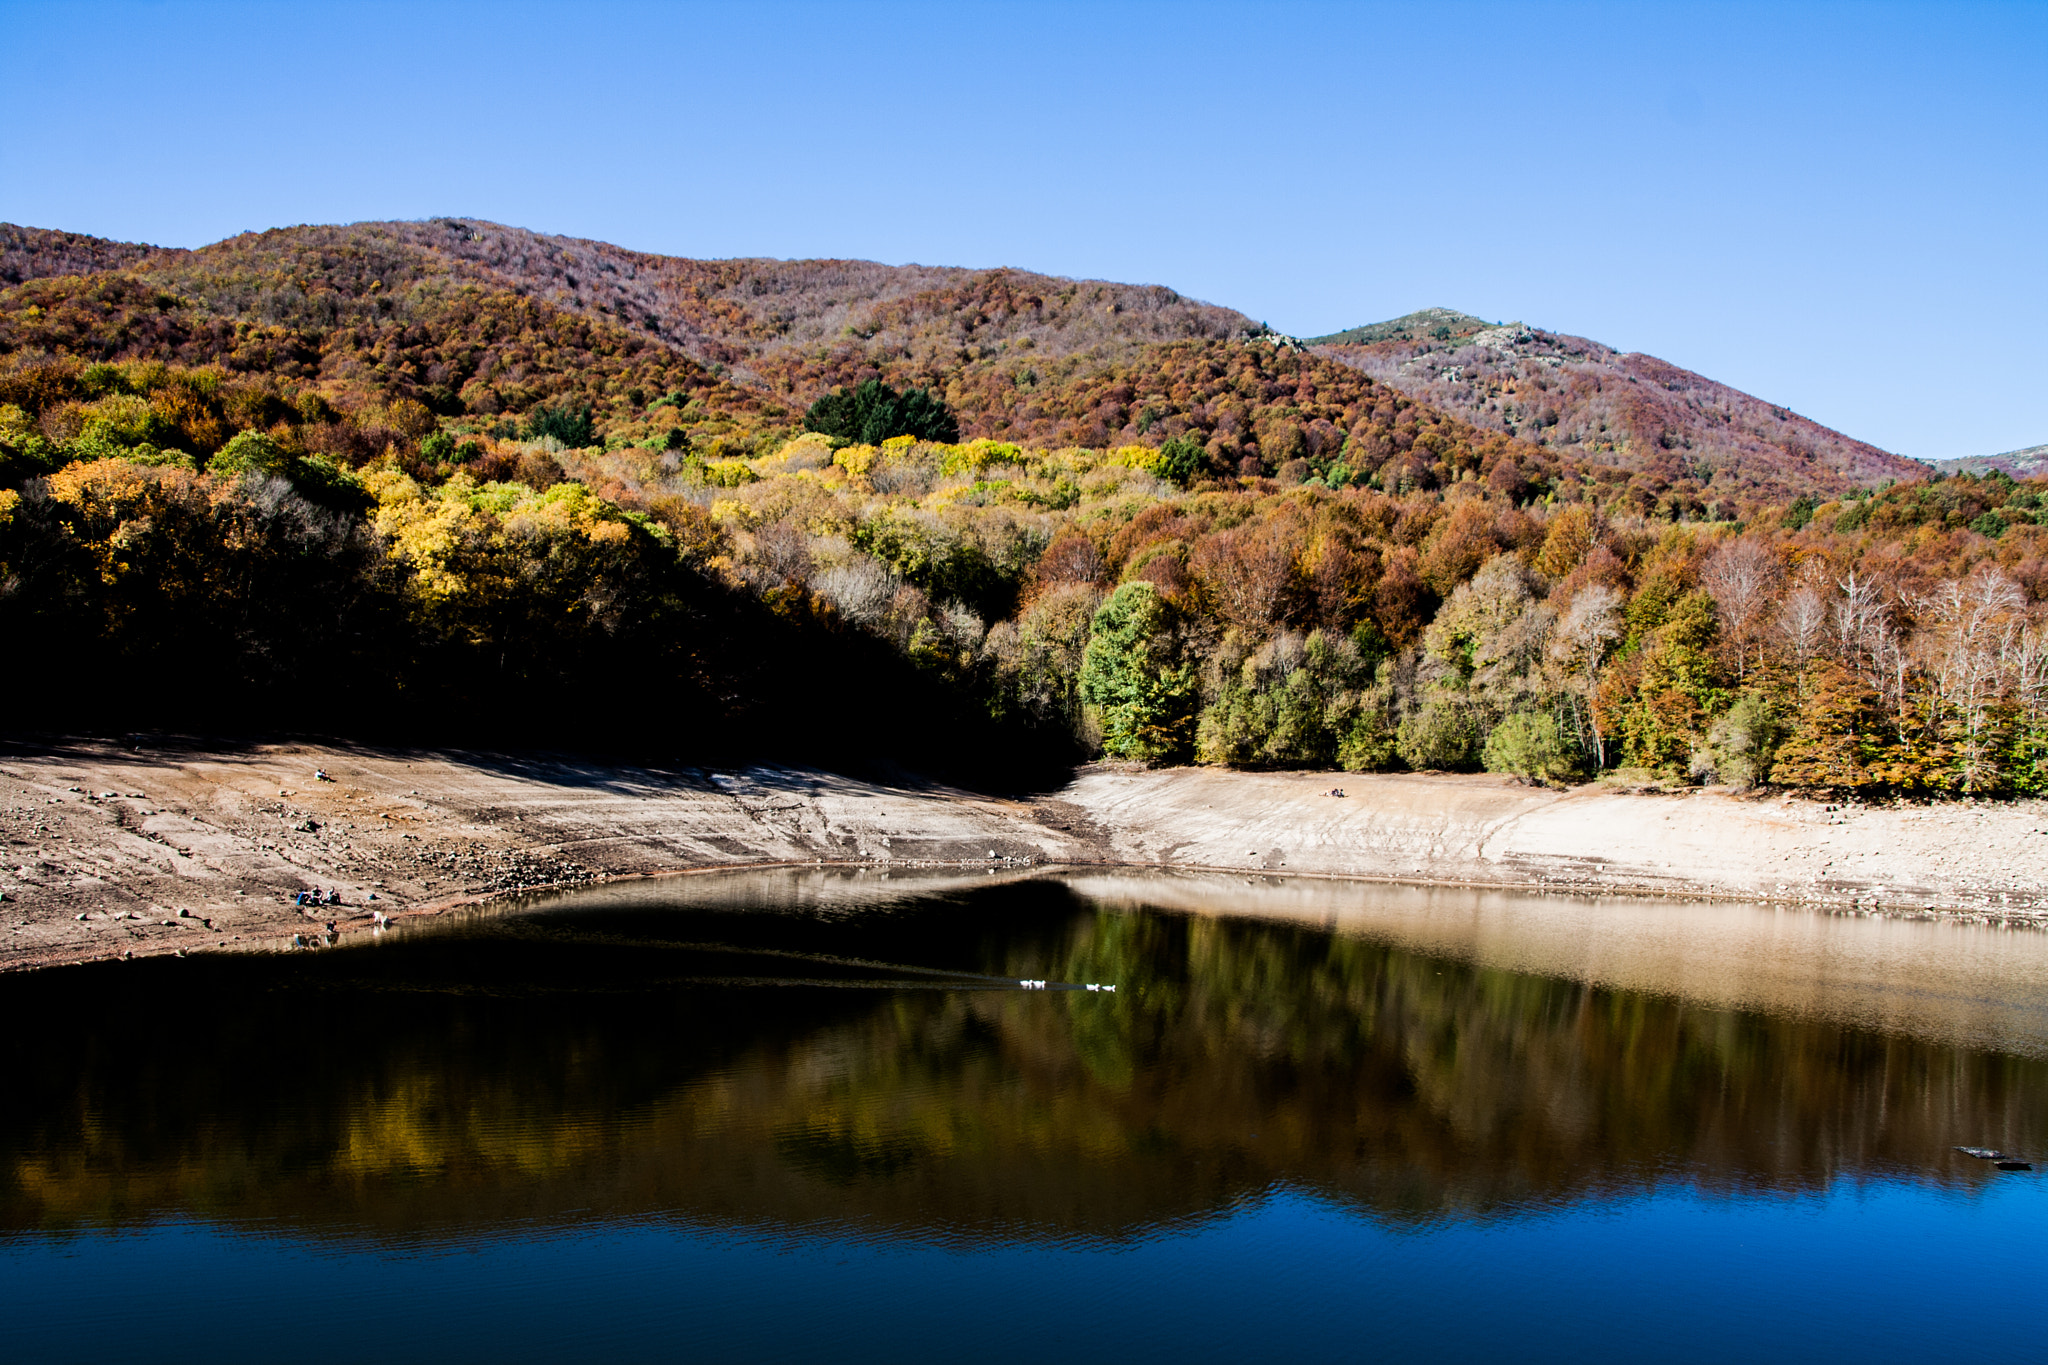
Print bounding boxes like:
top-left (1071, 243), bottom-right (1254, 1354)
top-left (2, 738), bottom-right (2043, 971)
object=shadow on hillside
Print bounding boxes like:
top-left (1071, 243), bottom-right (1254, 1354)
top-left (0, 549), bottom-right (1080, 795)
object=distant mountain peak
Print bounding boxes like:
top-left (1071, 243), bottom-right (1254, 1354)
top-left (1305, 309), bottom-right (1495, 347)
top-left (1307, 312), bottom-right (1922, 497)
top-left (1933, 443), bottom-right (2048, 479)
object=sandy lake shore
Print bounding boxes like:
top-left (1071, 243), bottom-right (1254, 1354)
top-left (2, 735), bottom-right (2044, 971)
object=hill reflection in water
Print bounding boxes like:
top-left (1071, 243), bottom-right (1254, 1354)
top-left (3, 870), bottom-right (2043, 1247)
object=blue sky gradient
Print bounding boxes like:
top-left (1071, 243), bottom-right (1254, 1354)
top-left (2, 0), bottom-right (2041, 458)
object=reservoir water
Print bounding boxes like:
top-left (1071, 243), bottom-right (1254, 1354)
top-left (4, 869), bottom-right (2044, 1363)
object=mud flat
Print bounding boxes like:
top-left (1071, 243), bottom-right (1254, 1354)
top-left (1, 737), bottom-right (2043, 970)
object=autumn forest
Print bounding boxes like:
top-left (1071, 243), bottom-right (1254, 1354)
top-left (3, 219), bottom-right (2045, 797)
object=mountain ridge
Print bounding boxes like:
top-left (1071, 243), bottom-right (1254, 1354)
top-left (0, 220), bottom-right (1551, 493)
top-left (0, 223), bottom-right (162, 285)
top-left (1, 219), bottom-right (1917, 500)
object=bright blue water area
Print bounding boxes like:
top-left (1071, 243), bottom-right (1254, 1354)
top-left (9, 1183), bottom-right (2042, 1364)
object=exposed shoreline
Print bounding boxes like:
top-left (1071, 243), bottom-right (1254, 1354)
top-left (2, 737), bottom-right (2044, 972)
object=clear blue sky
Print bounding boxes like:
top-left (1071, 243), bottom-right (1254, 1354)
top-left (3, 0), bottom-right (2042, 458)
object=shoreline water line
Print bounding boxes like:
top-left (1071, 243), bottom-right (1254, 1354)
top-left (2, 740), bottom-right (2044, 974)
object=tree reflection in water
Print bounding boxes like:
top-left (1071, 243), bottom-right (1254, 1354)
top-left (2, 873), bottom-right (2041, 1245)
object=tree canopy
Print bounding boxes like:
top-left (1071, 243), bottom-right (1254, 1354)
top-left (804, 380), bottom-right (959, 446)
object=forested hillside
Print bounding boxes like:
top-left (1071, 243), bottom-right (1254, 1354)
top-left (1311, 312), bottom-right (1925, 503)
top-left (4, 221), bottom-right (2046, 798)
top-left (366, 218), bottom-right (1255, 380)
top-left (1, 220), bottom-right (1913, 502)
top-left (0, 224), bottom-right (160, 286)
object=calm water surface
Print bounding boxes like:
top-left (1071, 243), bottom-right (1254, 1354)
top-left (3, 870), bottom-right (2044, 1363)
